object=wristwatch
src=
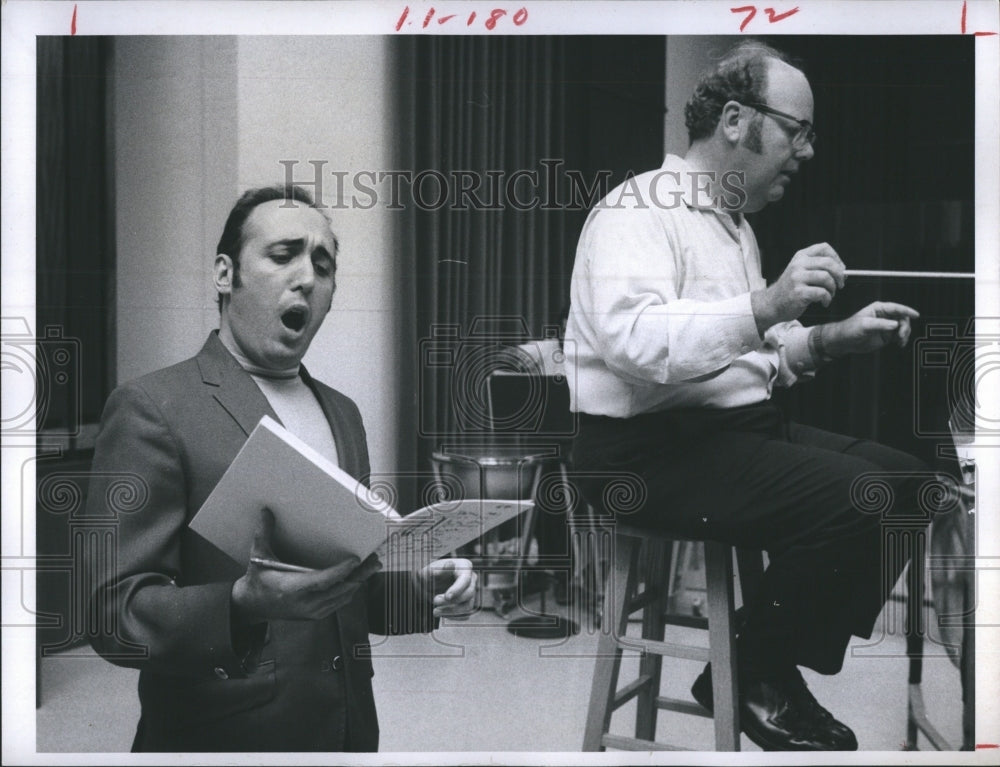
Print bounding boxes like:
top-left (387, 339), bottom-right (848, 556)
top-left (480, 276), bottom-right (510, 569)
top-left (808, 324), bottom-right (835, 364)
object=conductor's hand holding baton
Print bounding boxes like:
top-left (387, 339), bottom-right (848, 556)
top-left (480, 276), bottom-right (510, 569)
top-left (751, 242), bottom-right (846, 334)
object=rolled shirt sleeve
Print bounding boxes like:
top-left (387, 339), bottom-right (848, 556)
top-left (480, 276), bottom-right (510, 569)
top-left (767, 321), bottom-right (820, 387)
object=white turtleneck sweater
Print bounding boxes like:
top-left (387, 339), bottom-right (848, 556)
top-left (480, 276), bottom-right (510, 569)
top-left (221, 339), bottom-right (340, 468)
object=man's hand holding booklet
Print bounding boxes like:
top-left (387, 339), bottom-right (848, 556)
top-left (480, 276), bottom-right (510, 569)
top-left (189, 415), bottom-right (533, 572)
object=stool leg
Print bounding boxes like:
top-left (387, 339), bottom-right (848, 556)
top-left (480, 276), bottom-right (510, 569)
top-left (582, 535), bottom-right (640, 751)
top-left (635, 539), bottom-right (670, 741)
top-left (704, 541), bottom-right (741, 751)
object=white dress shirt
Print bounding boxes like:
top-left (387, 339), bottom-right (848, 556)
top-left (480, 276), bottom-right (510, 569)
top-left (565, 154), bottom-right (818, 418)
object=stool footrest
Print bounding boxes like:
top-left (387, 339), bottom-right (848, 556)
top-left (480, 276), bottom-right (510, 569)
top-left (583, 535), bottom-right (762, 752)
top-left (625, 586), bottom-right (662, 614)
top-left (662, 613), bottom-right (709, 630)
top-left (617, 636), bottom-right (710, 663)
top-left (600, 733), bottom-right (689, 752)
top-left (612, 674), bottom-right (656, 710)
top-left (656, 695), bottom-right (713, 718)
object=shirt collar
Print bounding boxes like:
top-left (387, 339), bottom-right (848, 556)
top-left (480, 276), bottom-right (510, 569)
top-left (659, 154), bottom-right (744, 228)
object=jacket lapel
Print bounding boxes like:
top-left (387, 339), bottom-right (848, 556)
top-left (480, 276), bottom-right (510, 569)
top-left (196, 333), bottom-right (361, 478)
top-left (300, 364), bottom-right (362, 479)
top-left (196, 332), bottom-right (278, 437)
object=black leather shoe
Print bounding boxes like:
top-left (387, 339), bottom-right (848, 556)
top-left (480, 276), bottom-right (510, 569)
top-left (691, 664), bottom-right (858, 751)
top-left (784, 667), bottom-right (858, 750)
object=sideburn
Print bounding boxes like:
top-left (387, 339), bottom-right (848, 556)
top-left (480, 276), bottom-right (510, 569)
top-left (742, 114), bottom-right (764, 154)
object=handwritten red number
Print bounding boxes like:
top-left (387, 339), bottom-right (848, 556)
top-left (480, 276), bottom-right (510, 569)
top-left (486, 8), bottom-right (507, 30)
top-left (397, 5), bottom-right (530, 32)
top-left (764, 6), bottom-right (799, 23)
top-left (731, 6), bottom-right (756, 32)
top-left (395, 5), bottom-right (409, 31)
top-left (733, 5), bottom-right (799, 31)
top-left (71, 3), bottom-right (78, 34)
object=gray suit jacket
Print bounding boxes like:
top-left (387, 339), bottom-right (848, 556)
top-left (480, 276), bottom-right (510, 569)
top-left (86, 332), bottom-right (434, 752)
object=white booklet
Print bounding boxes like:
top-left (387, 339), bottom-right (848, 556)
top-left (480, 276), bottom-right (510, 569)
top-left (189, 416), bottom-right (532, 572)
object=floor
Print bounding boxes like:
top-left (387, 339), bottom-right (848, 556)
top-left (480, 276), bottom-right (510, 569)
top-left (32, 579), bottom-right (967, 759)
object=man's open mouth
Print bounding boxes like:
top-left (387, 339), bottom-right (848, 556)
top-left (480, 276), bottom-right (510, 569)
top-left (280, 307), bottom-right (308, 332)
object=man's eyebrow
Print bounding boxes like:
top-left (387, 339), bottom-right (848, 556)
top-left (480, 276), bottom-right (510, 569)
top-left (267, 239), bottom-right (333, 262)
top-left (268, 238), bottom-right (306, 251)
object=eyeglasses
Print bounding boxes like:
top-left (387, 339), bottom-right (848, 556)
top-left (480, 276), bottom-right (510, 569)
top-left (745, 102), bottom-right (817, 149)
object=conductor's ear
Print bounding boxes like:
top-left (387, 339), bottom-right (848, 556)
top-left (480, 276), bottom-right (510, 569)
top-left (720, 100), bottom-right (743, 144)
top-left (214, 254), bottom-right (235, 296)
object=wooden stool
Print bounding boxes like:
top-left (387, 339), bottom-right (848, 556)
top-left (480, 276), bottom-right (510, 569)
top-left (582, 525), bottom-right (763, 751)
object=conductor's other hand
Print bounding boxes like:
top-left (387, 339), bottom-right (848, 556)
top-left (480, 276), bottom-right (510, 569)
top-left (415, 559), bottom-right (478, 620)
top-left (752, 243), bottom-right (846, 332)
top-left (824, 301), bottom-right (920, 356)
top-left (231, 508), bottom-right (382, 624)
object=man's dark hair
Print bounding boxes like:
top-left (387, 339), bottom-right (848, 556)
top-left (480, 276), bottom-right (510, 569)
top-left (684, 41), bottom-right (803, 145)
top-left (216, 184), bottom-right (337, 310)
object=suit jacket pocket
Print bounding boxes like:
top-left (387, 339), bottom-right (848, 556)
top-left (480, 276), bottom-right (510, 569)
top-left (139, 659), bottom-right (278, 730)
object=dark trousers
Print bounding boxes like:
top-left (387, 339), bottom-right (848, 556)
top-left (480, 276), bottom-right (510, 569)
top-left (571, 402), bottom-right (932, 676)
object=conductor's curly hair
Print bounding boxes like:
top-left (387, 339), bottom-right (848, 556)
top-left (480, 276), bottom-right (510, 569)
top-left (684, 41), bottom-right (804, 144)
